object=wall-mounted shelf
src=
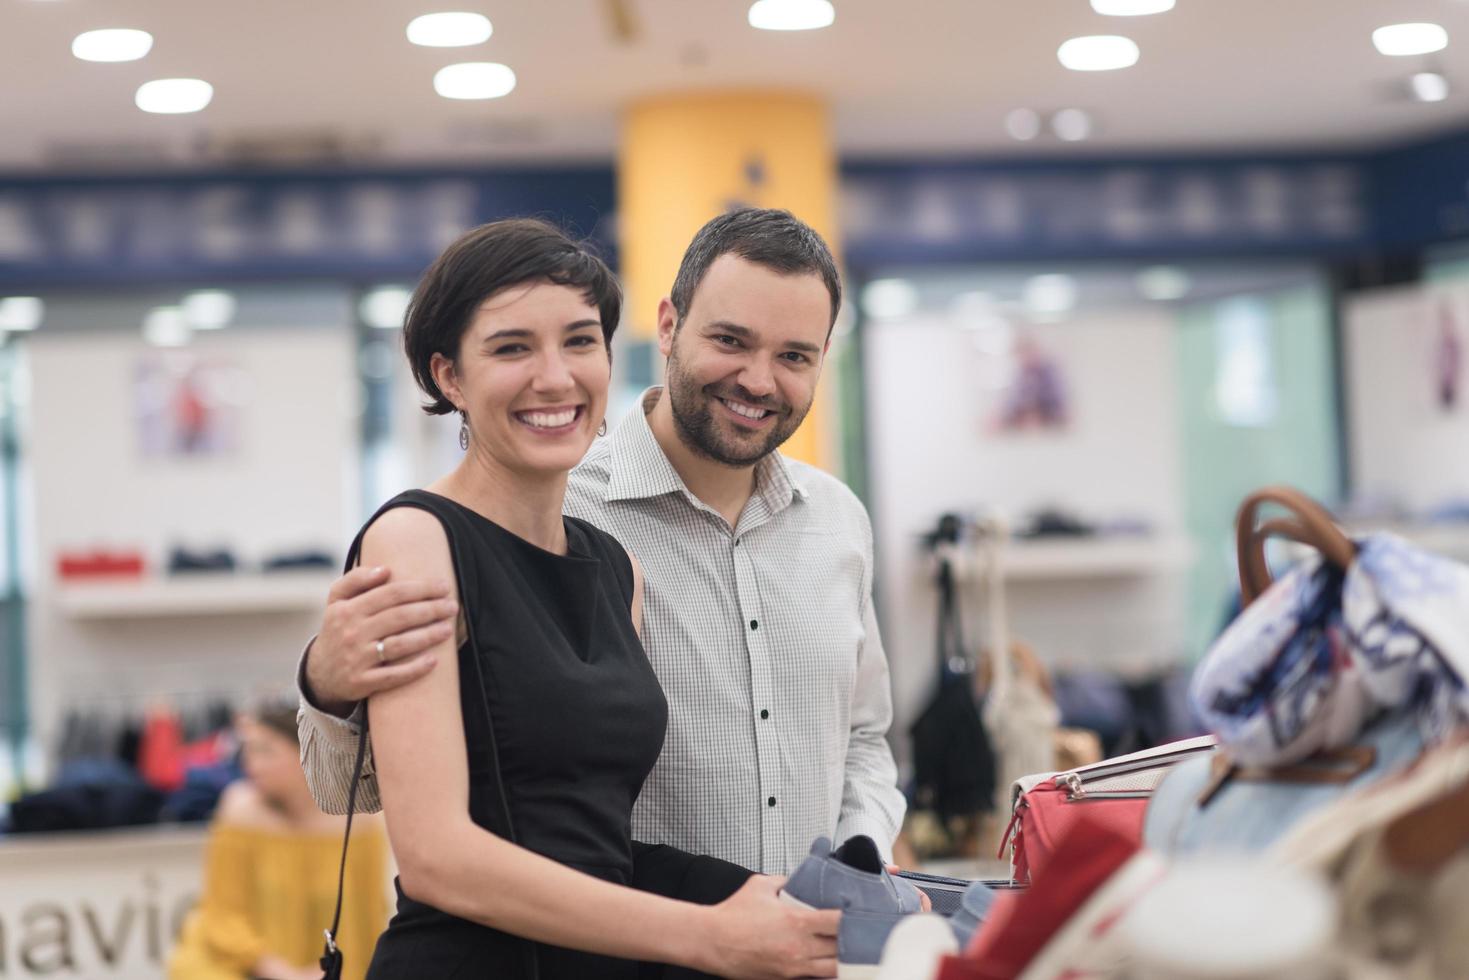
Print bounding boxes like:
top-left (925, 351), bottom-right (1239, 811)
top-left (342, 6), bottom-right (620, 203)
top-left (1342, 523), bottom-right (1469, 562)
top-left (54, 571), bottom-right (335, 619)
top-left (1000, 536), bottom-right (1196, 580)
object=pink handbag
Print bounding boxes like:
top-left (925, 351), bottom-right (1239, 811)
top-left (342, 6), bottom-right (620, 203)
top-left (1002, 735), bottom-right (1216, 883)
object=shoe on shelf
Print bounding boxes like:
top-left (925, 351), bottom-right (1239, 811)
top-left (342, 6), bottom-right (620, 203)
top-left (780, 836), bottom-right (925, 914)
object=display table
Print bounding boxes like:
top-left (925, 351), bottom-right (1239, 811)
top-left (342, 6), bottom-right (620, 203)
top-left (0, 825), bottom-right (206, 979)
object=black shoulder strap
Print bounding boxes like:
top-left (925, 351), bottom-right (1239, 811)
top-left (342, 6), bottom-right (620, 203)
top-left (320, 515), bottom-right (378, 978)
top-left (320, 720), bottom-right (369, 978)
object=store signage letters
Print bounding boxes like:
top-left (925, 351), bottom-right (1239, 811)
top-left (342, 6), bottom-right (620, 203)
top-left (0, 875), bottom-right (195, 976)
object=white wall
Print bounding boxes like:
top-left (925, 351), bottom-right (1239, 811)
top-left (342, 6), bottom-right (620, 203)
top-left (864, 311), bottom-right (1188, 759)
top-left (1344, 282), bottom-right (1469, 512)
top-left (24, 327), bottom-right (357, 762)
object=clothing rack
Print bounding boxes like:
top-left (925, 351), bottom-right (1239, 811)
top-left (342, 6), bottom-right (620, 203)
top-left (965, 513), bottom-right (1060, 816)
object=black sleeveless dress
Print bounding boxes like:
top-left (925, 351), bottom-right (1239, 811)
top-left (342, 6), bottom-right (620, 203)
top-left (357, 490), bottom-right (673, 980)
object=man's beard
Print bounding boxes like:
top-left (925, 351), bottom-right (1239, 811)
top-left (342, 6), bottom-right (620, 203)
top-left (665, 349), bottom-right (810, 467)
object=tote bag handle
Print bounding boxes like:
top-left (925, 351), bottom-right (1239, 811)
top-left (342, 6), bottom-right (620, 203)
top-left (1235, 485), bottom-right (1356, 607)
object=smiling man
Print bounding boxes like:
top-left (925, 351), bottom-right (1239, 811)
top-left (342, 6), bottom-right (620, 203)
top-left (297, 207), bottom-right (905, 878)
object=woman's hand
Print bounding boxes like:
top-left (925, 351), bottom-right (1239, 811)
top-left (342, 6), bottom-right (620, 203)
top-left (695, 875), bottom-right (840, 979)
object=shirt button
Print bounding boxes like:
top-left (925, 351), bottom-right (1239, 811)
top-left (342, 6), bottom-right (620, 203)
top-left (760, 709), bottom-right (769, 720)
top-left (767, 796), bottom-right (777, 807)
top-left (750, 619), bottom-right (759, 631)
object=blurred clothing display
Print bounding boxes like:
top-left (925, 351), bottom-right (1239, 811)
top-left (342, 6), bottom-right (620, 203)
top-left (1051, 667), bottom-right (1198, 759)
top-left (163, 759), bottom-right (246, 823)
top-left (7, 758), bottom-right (163, 832)
top-left (1013, 508), bottom-right (1094, 540)
top-left (15, 699), bottom-right (242, 835)
top-left (139, 705), bottom-right (186, 792)
top-left (262, 549), bottom-right (337, 571)
top-left (168, 546), bottom-right (239, 574)
top-left (55, 547), bottom-right (146, 579)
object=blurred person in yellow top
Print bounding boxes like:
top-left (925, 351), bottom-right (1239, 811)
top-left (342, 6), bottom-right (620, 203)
top-left (169, 700), bottom-right (388, 980)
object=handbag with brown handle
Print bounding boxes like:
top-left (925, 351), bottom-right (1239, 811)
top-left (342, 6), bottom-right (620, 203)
top-left (1199, 486), bottom-right (1370, 804)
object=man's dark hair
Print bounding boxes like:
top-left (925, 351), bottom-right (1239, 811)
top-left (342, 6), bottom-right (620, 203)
top-left (669, 207), bottom-right (841, 333)
top-left (403, 218), bottom-right (620, 416)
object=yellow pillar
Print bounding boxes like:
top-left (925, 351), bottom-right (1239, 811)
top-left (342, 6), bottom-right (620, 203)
top-left (618, 91), bottom-right (838, 470)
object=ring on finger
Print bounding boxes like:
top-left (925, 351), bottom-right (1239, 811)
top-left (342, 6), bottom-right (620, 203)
top-left (375, 639), bottom-right (386, 664)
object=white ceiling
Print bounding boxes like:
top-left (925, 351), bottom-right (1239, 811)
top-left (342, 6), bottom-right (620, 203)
top-left (4, 0), bottom-right (1469, 172)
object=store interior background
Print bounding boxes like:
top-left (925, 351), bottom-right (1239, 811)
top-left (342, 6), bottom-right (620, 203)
top-left (2, 0), bottom-right (1469, 970)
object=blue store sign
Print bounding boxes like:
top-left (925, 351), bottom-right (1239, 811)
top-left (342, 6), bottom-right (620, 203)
top-left (0, 126), bottom-right (1465, 286)
top-left (840, 157), bottom-right (1373, 266)
top-left (0, 167), bottom-right (616, 287)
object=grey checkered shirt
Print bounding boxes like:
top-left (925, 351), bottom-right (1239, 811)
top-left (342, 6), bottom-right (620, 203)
top-left (298, 387), bottom-right (905, 874)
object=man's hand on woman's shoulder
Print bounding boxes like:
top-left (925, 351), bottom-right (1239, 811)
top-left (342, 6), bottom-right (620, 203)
top-left (303, 564), bottom-right (457, 716)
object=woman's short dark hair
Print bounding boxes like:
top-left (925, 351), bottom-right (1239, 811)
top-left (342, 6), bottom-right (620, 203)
top-left (402, 218), bottom-right (621, 416)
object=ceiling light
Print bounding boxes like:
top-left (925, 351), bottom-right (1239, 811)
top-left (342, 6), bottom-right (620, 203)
top-left (1058, 35), bottom-right (1140, 71)
top-left (360, 286), bottom-right (414, 330)
top-left (433, 62), bottom-right (516, 100)
top-left (1090, 0), bottom-right (1174, 14)
top-left (748, 0), bottom-right (835, 31)
top-left (1005, 108), bottom-right (1042, 141)
top-left (72, 28), bottom-right (153, 63)
top-left (1023, 274), bottom-right (1077, 315)
top-left (182, 290), bottom-right (236, 330)
top-left (0, 297), bottom-right (43, 332)
top-left (406, 12), bottom-right (492, 47)
top-left (861, 279), bottom-right (919, 319)
top-left (1137, 266), bottom-right (1191, 301)
top-left (1410, 71), bottom-right (1450, 102)
top-left (143, 307), bottom-right (190, 347)
top-left (1051, 108), bottom-right (1094, 141)
top-left (1372, 23), bottom-right (1448, 57)
top-left (1063, 34), bottom-right (1139, 71)
top-left (135, 78), bottom-right (213, 114)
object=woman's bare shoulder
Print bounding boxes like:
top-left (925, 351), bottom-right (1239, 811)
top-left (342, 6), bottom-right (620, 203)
top-left (361, 506), bottom-right (455, 581)
top-left (213, 780), bottom-right (285, 831)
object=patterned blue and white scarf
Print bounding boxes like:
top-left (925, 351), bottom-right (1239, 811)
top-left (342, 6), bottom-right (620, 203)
top-left (1191, 534), bottom-right (1469, 767)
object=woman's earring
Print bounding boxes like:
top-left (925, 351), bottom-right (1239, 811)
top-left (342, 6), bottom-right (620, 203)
top-left (458, 412), bottom-right (469, 451)
top-left (597, 419), bottom-right (608, 438)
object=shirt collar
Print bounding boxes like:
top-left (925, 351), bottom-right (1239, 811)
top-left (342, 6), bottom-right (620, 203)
top-left (604, 387), bottom-right (809, 508)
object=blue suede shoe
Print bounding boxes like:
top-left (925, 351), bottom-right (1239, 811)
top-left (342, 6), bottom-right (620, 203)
top-left (946, 880), bottom-right (996, 949)
top-left (836, 910), bottom-right (906, 978)
top-left (780, 835), bottom-right (924, 913)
